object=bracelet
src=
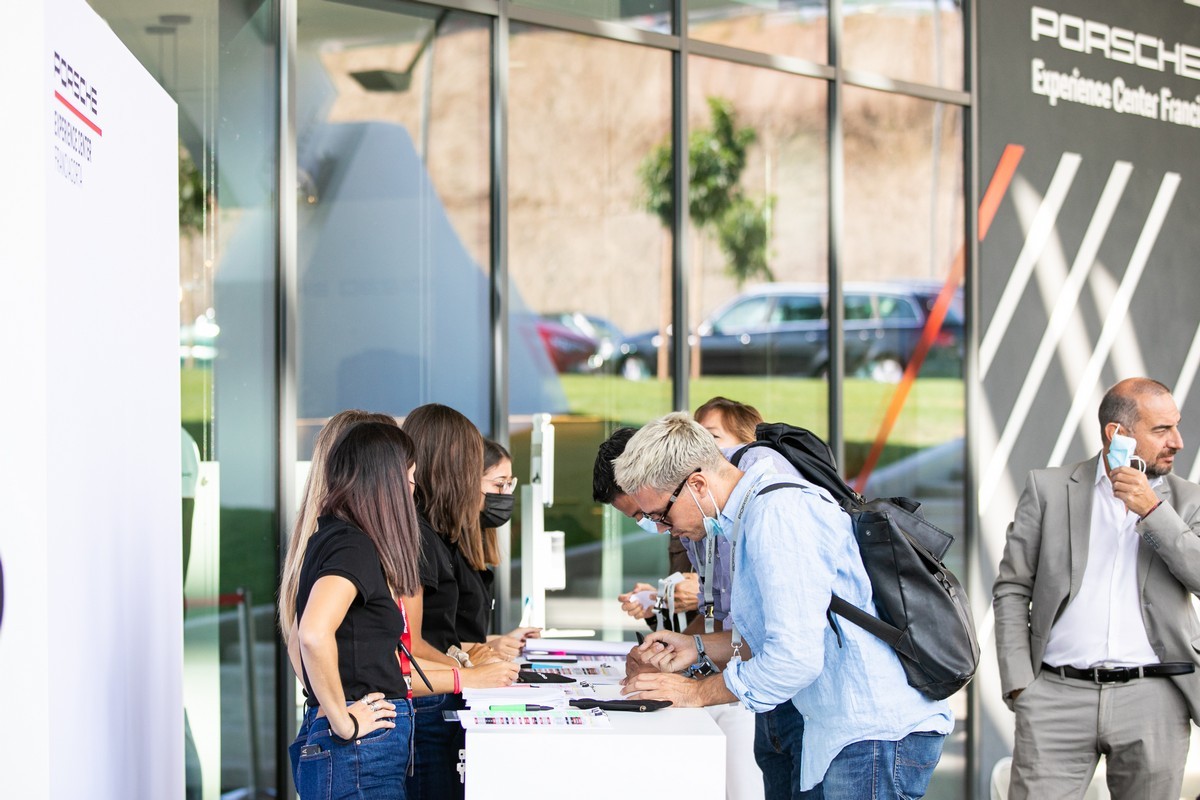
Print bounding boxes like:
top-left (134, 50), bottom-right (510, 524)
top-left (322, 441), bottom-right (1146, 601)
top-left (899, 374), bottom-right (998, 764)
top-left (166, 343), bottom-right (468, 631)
top-left (1140, 500), bottom-right (1163, 522)
top-left (452, 668), bottom-right (461, 694)
top-left (332, 711), bottom-right (359, 743)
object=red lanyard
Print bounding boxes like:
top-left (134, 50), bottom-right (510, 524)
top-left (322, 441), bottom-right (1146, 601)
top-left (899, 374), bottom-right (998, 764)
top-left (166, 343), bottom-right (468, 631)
top-left (396, 598), bottom-right (413, 700)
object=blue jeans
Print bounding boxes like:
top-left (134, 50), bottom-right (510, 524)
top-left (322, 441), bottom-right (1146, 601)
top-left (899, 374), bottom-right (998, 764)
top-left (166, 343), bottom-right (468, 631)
top-left (289, 699), bottom-right (414, 800)
top-left (754, 701), bottom-right (823, 800)
top-left (818, 731), bottom-right (945, 800)
top-left (407, 693), bottom-right (466, 800)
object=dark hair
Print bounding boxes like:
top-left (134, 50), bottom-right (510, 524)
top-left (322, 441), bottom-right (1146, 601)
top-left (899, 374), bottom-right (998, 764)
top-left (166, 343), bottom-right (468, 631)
top-left (280, 410), bottom-right (398, 639)
top-left (694, 396), bottom-right (763, 445)
top-left (403, 404), bottom-right (487, 571)
top-left (1098, 378), bottom-right (1172, 442)
top-left (479, 439), bottom-right (512, 567)
top-left (320, 421), bottom-right (421, 597)
top-left (593, 427), bottom-right (637, 503)
top-left (484, 439), bottom-right (511, 473)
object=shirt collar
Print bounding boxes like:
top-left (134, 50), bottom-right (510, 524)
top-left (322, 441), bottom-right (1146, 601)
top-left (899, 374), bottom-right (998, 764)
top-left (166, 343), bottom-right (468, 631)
top-left (717, 458), bottom-right (774, 530)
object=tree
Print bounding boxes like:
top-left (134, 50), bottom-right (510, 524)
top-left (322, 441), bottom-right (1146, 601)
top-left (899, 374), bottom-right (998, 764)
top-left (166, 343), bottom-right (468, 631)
top-left (637, 97), bottom-right (774, 378)
top-left (638, 96), bottom-right (775, 285)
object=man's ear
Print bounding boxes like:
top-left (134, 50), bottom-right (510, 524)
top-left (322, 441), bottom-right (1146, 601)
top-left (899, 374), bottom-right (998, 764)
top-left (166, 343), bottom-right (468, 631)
top-left (1103, 422), bottom-right (1120, 445)
top-left (689, 471), bottom-right (708, 495)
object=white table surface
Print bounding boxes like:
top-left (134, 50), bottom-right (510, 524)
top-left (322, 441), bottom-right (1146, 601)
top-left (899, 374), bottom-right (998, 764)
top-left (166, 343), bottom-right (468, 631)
top-left (463, 706), bottom-right (726, 799)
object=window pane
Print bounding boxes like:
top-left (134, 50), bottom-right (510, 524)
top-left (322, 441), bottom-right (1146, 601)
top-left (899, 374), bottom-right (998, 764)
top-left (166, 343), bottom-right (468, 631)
top-left (773, 295), bottom-right (824, 323)
top-left (687, 57), bottom-right (829, 436)
top-left (843, 0), bottom-right (964, 90)
top-left (689, 0), bottom-right (828, 63)
top-left (507, 23), bottom-right (673, 636)
top-left (295, 1), bottom-right (493, 441)
top-left (718, 297), bottom-right (773, 330)
top-left (843, 86), bottom-right (966, 796)
top-left (87, 0), bottom-right (281, 796)
top-left (512, 0), bottom-right (673, 35)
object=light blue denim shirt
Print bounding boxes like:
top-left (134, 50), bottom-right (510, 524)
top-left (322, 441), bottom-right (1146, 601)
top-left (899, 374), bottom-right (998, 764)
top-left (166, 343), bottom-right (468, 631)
top-left (679, 446), bottom-right (803, 623)
top-left (720, 460), bottom-right (954, 791)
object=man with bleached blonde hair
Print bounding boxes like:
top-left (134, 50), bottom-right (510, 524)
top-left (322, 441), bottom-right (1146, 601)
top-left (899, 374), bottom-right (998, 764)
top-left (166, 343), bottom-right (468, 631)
top-left (616, 412), bottom-right (952, 800)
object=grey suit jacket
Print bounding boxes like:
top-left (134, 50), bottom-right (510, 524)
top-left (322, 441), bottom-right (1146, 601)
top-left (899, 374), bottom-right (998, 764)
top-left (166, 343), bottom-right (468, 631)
top-left (993, 455), bottom-right (1200, 721)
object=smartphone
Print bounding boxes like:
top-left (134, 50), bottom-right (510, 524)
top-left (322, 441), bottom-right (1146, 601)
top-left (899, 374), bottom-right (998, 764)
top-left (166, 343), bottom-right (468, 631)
top-left (300, 745), bottom-right (323, 757)
top-left (520, 654), bottom-right (577, 664)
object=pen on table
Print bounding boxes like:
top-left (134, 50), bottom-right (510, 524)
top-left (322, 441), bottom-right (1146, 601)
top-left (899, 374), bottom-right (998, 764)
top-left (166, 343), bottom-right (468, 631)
top-left (488, 704), bottom-right (554, 712)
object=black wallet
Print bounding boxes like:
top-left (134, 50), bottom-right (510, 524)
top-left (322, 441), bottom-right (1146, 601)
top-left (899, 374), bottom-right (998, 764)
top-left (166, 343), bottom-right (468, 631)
top-left (569, 698), bottom-right (672, 712)
top-left (517, 669), bottom-right (576, 684)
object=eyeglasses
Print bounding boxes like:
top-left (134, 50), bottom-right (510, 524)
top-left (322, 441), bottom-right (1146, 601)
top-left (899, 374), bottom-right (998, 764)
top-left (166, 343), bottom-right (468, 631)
top-left (643, 468), bottom-right (700, 526)
top-left (483, 477), bottom-right (519, 495)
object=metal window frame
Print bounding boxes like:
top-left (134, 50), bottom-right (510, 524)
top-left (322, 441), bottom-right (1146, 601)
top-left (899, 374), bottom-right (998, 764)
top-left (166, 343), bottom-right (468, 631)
top-left (273, 0), bottom-right (979, 796)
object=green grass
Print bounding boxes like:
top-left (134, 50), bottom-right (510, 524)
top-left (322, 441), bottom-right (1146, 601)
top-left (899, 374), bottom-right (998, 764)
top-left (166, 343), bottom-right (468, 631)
top-left (557, 373), bottom-right (964, 452)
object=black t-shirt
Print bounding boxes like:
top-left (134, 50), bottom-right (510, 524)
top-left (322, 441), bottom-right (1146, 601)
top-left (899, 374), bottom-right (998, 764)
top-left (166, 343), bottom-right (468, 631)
top-left (297, 516), bottom-right (406, 707)
top-left (417, 514), bottom-right (492, 651)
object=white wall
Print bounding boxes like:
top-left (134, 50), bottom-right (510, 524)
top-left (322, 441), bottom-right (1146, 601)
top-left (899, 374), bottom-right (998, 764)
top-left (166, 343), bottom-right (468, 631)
top-left (0, 0), bottom-right (181, 796)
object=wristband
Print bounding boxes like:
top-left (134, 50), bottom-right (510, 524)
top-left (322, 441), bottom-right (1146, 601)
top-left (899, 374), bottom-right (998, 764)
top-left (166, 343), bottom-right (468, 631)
top-left (332, 711), bottom-right (359, 743)
top-left (452, 668), bottom-right (461, 694)
top-left (1140, 500), bottom-right (1163, 522)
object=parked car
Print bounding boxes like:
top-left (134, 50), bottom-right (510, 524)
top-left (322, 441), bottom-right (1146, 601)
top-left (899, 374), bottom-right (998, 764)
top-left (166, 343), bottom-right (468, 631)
top-left (532, 316), bottom-right (600, 373)
top-left (541, 312), bottom-right (625, 372)
top-left (614, 281), bottom-right (964, 381)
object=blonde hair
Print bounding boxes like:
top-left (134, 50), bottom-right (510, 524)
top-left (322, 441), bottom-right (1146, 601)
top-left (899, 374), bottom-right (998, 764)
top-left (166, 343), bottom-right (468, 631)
top-left (278, 410), bottom-right (397, 641)
top-left (613, 412), bottom-right (727, 494)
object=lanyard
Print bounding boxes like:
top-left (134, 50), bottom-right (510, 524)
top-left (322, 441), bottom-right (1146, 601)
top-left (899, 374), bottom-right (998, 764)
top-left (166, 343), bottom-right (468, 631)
top-left (396, 598), bottom-right (414, 699)
top-left (701, 529), bottom-right (717, 634)
top-left (655, 572), bottom-right (689, 632)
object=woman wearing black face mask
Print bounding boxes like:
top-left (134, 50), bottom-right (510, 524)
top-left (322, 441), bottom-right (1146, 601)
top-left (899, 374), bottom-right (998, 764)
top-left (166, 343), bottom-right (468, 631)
top-left (479, 440), bottom-right (540, 658)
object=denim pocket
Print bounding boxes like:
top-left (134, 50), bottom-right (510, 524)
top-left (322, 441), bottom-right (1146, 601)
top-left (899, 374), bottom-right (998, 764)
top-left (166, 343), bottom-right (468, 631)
top-left (297, 744), bottom-right (333, 800)
top-left (356, 714), bottom-right (410, 792)
top-left (894, 731), bottom-right (944, 800)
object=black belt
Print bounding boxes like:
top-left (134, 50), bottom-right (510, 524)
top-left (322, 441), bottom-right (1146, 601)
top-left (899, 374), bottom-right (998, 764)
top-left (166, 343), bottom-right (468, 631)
top-left (1042, 662), bottom-right (1195, 684)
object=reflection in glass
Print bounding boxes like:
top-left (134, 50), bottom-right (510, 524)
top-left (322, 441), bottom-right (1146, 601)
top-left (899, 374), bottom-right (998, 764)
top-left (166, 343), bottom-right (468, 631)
top-left (843, 86), bottom-right (965, 796)
top-left (507, 23), bottom-right (673, 636)
top-left (86, 1), bottom-right (282, 797)
top-left (684, 58), bottom-right (830, 438)
top-left (689, 0), bottom-right (828, 63)
top-left (843, 0), bottom-right (964, 89)
top-left (295, 1), bottom-right (493, 443)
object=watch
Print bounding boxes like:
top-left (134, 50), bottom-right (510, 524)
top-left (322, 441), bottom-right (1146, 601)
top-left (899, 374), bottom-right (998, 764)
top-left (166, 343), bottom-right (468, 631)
top-left (684, 634), bottom-right (720, 679)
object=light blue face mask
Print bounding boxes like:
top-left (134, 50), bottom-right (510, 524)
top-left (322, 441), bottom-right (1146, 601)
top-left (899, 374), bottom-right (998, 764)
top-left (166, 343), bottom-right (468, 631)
top-left (636, 515), bottom-right (665, 535)
top-left (1106, 423), bottom-right (1147, 473)
top-left (688, 486), bottom-right (723, 537)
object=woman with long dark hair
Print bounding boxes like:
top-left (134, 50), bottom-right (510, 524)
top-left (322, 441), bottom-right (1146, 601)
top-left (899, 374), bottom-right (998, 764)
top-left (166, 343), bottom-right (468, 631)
top-left (401, 404), bottom-right (523, 799)
top-left (286, 421), bottom-right (422, 800)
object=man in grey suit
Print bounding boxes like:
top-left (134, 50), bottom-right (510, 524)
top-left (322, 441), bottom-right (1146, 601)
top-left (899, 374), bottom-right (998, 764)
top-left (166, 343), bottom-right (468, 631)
top-left (994, 377), bottom-right (1200, 799)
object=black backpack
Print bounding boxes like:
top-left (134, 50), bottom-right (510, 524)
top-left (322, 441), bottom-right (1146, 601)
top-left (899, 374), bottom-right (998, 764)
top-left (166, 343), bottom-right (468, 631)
top-left (732, 422), bottom-right (979, 701)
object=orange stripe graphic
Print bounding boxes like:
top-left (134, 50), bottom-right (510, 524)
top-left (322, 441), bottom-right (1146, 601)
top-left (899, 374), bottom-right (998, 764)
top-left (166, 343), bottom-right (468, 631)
top-left (851, 144), bottom-right (1024, 493)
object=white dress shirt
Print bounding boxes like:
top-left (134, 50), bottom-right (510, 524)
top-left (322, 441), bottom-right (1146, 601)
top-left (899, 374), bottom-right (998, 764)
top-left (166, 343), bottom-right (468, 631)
top-left (1042, 459), bottom-right (1160, 669)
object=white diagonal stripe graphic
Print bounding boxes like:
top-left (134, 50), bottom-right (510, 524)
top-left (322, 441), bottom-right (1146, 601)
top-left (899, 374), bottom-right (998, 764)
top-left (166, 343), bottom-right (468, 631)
top-left (980, 152), bottom-right (1082, 378)
top-left (1173, 323), bottom-right (1200, 483)
top-left (1048, 172), bottom-right (1182, 467)
top-left (980, 162), bottom-right (1132, 514)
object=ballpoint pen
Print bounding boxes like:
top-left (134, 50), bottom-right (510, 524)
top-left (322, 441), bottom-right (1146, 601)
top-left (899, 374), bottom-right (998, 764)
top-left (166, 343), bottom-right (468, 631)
top-left (488, 704), bottom-right (554, 712)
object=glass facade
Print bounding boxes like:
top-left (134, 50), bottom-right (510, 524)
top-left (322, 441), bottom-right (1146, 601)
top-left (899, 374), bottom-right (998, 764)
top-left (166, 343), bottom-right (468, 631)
top-left (88, 0), bottom-right (971, 796)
